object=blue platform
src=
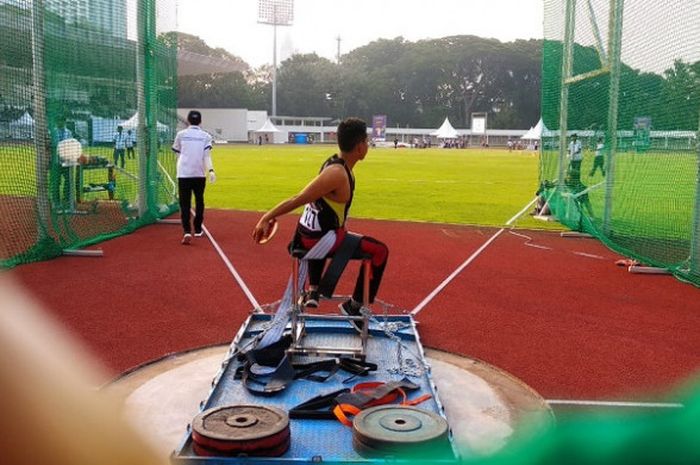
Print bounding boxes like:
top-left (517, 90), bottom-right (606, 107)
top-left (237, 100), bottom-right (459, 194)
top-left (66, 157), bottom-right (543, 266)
top-left (172, 313), bottom-right (458, 464)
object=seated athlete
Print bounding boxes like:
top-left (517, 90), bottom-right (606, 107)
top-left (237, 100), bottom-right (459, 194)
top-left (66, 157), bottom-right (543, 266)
top-left (252, 117), bottom-right (388, 332)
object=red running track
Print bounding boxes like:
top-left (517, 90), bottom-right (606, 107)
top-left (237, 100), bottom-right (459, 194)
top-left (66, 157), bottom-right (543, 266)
top-left (10, 209), bottom-right (700, 400)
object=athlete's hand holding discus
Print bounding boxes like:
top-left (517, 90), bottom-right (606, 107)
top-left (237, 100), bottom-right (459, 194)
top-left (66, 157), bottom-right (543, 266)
top-left (252, 217), bottom-right (278, 244)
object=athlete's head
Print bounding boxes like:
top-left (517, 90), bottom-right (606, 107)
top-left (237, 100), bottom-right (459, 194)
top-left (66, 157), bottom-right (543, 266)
top-left (337, 118), bottom-right (368, 153)
top-left (187, 110), bottom-right (202, 126)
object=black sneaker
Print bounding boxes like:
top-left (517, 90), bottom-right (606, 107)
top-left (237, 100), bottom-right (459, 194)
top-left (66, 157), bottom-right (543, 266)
top-left (339, 299), bottom-right (364, 333)
top-left (304, 289), bottom-right (320, 308)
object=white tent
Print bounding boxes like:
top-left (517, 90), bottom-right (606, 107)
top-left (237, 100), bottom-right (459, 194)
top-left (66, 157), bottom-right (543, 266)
top-left (254, 118), bottom-right (281, 133)
top-left (122, 113), bottom-right (169, 132)
top-left (520, 118), bottom-right (547, 140)
top-left (430, 117), bottom-right (459, 139)
top-left (9, 111), bottom-right (35, 139)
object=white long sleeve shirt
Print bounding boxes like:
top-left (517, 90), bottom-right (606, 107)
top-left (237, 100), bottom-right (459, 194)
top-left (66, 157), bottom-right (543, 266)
top-left (172, 125), bottom-right (213, 178)
top-left (568, 139), bottom-right (582, 161)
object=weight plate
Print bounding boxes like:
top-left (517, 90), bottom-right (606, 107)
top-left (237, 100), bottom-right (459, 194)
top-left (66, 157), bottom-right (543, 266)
top-left (193, 433), bottom-right (290, 457)
top-left (353, 405), bottom-right (448, 450)
top-left (192, 405), bottom-right (289, 454)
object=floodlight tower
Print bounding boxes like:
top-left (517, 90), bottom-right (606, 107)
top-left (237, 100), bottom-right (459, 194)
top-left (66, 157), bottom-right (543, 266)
top-left (258, 0), bottom-right (294, 117)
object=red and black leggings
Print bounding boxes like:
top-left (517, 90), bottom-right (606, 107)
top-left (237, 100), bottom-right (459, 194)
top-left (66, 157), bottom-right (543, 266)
top-left (300, 229), bottom-right (389, 303)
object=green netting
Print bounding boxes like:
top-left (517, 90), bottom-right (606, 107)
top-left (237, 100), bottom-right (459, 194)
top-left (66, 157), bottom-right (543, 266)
top-left (540, 0), bottom-right (700, 286)
top-left (0, 0), bottom-right (178, 268)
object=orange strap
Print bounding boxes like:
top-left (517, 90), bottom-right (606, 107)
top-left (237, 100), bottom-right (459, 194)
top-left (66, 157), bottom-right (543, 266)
top-left (332, 382), bottom-right (432, 426)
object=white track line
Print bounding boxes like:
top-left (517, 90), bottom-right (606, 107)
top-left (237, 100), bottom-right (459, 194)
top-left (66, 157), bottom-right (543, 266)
top-left (411, 197), bottom-right (538, 315)
top-left (197, 216), bottom-right (262, 312)
top-left (547, 399), bottom-right (683, 409)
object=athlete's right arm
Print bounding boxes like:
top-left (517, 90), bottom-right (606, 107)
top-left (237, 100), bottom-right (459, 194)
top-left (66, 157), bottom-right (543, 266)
top-left (252, 166), bottom-right (345, 242)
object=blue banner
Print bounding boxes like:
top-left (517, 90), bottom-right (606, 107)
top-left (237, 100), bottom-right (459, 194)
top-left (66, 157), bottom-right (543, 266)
top-left (372, 115), bottom-right (387, 141)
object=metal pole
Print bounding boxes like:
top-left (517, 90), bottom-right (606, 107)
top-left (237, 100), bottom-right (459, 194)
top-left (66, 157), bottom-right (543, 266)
top-left (137, 0), bottom-right (147, 216)
top-left (272, 4), bottom-right (277, 117)
top-left (558, 0), bottom-right (576, 187)
top-left (31, 0), bottom-right (50, 241)
top-left (336, 35), bottom-right (341, 63)
top-left (585, 0), bottom-right (607, 63)
top-left (137, 0), bottom-right (157, 217)
top-left (689, 102), bottom-right (700, 275)
top-left (603, 0), bottom-right (625, 234)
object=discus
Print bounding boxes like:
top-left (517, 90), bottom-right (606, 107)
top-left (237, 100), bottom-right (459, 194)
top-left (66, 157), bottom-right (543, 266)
top-left (257, 219), bottom-right (278, 245)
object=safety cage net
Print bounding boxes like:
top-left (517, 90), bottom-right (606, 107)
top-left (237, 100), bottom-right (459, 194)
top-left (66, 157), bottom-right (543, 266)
top-left (540, 0), bottom-right (700, 286)
top-left (0, 0), bottom-right (177, 267)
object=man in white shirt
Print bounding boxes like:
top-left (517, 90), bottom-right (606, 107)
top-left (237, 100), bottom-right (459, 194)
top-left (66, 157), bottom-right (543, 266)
top-left (113, 126), bottom-right (127, 168)
top-left (125, 129), bottom-right (135, 159)
top-left (589, 136), bottom-right (606, 177)
top-left (568, 133), bottom-right (583, 174)
top-left (172, 110), bottom-right (215, 244)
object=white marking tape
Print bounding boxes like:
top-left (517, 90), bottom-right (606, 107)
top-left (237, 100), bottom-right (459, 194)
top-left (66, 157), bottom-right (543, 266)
top-left (547, 399), bottom-right (683, 409)
top-left (412, 197), bottom-right (538, 315)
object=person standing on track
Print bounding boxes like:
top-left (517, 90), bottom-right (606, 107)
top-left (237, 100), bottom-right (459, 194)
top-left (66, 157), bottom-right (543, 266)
top-left (172, 110), bottom-right (215, 245)
top-left (252, 117), bottom-right (388, 333)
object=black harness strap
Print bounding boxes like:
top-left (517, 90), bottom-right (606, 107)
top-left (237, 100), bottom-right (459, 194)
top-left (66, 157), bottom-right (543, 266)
top-left (318, 232), bottom-right (363, 298)
top-left (238, 356), bottom-right (377, 396)
top-left (290, 379), bottom-right (420, 420)
top-left (289, 388), bottom-right (350, 419)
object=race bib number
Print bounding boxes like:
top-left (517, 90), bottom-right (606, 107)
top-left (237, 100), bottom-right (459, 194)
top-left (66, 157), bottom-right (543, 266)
top-left (299, 204), bottom-right (321, 231)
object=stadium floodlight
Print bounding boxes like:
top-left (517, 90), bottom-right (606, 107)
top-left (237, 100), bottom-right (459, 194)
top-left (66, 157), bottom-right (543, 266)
top-left (258, 0), bottom-right (294, 26)
top-left (258, 0), bottom-right (294, 118)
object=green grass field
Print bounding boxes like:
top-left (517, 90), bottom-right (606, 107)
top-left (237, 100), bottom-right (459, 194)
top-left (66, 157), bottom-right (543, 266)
top-left (201, 144), bottom-right (554, 229)
top-left (4, 142), bottom-right (698, 235)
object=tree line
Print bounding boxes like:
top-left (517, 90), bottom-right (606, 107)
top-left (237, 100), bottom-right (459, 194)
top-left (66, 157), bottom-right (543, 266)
top-left (176, 33), bottom-right (542, 129)
top-left (177, 31), bottom-right (699, 132)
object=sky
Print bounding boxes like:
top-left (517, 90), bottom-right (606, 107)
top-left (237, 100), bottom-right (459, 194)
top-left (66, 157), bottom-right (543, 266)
top-left (175, 0), bottom-right (544, 68)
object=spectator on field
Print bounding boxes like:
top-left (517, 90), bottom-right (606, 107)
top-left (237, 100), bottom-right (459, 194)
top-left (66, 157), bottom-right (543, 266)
top-left (172, 110), bottom-right (215, 245)
top-left (252, 117), bottom-right (388, 333)
top-left (51, 118), bottom-right (73, 207)
top-left (568, 133), bottom-right (583, 174)
top-left (113, 126), bottom-right (127, 169)
top-left (589, 137), bottom-right (606, 177)
top-left (125, 129), bottom-right (135, 160)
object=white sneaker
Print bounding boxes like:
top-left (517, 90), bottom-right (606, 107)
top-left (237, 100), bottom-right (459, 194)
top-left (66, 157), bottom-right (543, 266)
top-left (194, 230), bottom-right (204, 237)
top-left (181, 233), bottom-right (192, 245)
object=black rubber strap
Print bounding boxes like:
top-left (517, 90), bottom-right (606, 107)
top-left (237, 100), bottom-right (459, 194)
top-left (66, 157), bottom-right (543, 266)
top-left (289, 388), bottom-right (350, 419)
top-left (241, 355), bottom-right (296, 396)
top-left (318, 232), bottom-right (362, 298)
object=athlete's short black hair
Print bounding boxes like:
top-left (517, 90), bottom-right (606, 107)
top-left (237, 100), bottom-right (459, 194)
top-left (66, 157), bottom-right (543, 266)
top-left (187, 110), bottom-right (202, 126)
top-left (337, 117), bottom-right (367, 153)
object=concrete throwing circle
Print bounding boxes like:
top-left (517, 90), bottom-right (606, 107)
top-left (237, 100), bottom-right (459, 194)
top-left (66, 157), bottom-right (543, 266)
top-left (105, 345), bottom-right (552, 459)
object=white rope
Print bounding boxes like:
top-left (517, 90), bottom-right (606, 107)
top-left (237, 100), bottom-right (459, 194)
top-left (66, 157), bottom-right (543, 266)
top-left (157, 160), bottom-right (177, 199)
top-left (411, 197), bottom-right (537, 315)
top-left (200, 221), bottom-right (262, 311)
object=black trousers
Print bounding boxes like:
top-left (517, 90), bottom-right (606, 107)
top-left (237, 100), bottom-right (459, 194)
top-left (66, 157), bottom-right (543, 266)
top-left (178, 177), bottom-right (206, 234)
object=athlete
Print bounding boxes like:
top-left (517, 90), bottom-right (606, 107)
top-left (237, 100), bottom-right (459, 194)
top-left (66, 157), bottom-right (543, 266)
top-left (252, 117), bottom-right (388, 332)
